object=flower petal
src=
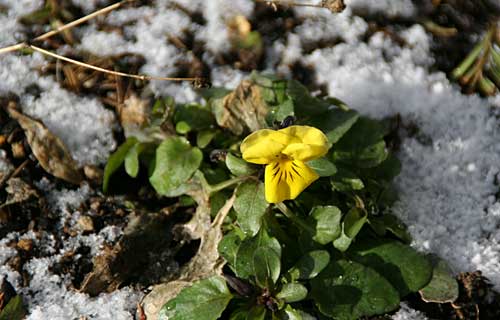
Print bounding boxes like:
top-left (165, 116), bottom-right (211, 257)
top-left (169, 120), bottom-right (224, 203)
top-left (240, 129), bottom-right (300, 164)
top-left (278, 126), bottom-right (330, 161)
top-left (264, 160), bottom-right (319, 203)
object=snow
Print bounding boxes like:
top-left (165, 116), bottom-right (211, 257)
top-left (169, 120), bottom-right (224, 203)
top-left (300, 23), bottom-right (500, 292)
top-left (392, 303), bottom-right (427, 320)
top-left (0, 54), bottom-right (116, 166)
top-left (24, 257), bottom-right (141, 320)
top-left (1, 0), bottom-right (499, 319)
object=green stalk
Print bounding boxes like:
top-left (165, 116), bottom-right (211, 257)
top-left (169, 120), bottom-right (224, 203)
top-left (207, 175), bottom-right (250, 195)
top-left (487, 66), bottom-right (500, 88)
top-left (275, 202), bottom-right (314, 234)
top-left (452, 40), bottom-right (487, 79)
top-left (491, 47), bottom-right (500, 69)
top-left (478, 75), bottom-right (497, 96)
top-left (452, 27), bottom-right (495, 80)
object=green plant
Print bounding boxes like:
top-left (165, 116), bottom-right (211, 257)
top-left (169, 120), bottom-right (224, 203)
top-left (452, 24), bottom-right (500, 96)
top-left (104, 73), bottom-right (441, 320)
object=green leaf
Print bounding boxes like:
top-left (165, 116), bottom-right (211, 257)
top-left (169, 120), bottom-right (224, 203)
top-left (218, 228), bottom-right (245, 270)
top-left (200, 87), bottom-right (232, 101)
top-left (383, 214), bottom-right (412, 244)
top-left (197, 130), bottom-right (217, 148)
top-left (362, 154), bottom-right (401, 182)
top-left (226, 153), bottom-right (258, 177)
top-left (230, 306), bottom-right (266, 320)
top-left (247, 306), bottom-right (267, 320)
top-left (124, 142), bottom-right (151, 178)
top-left (174, 103), bottom-right (215, 132)
top-left (306, 158), bottom-right (337, 177)
top-left (309, 109), bottom-right (359, 144)
top-left (419, 257), bottom-right (459, 303)
top-left (159, 276), bottom-right (232, 320)
top-left (253, 246), bottom-right (281, 288)
top-left (235, 228), bottom-right (281, 280)
top-left (280, 306), bottom-right (303, 320)
top-left (308, 206), bottom-right (342, 244)
top-left (333, 207), bottom-right (367, 252)
top-left (268, 98), bottom-right (294, 124)
top-left (252, 73), bottom-right (287, 105)
top-left (149, 137), bottom-right (203, 196)
top-left (332, 117), bottom-right (388, 168)
top-left (103, 137), bottom-right (138, 193)
top-left (331, 166), bottom-right (364, 192)
top-left (278, 307), bottom-right (315, 320)
top-left (286, 80), bottom-right (329, 117)
top-left (332, 232), bottom-right (352, 253)
top-left (176, 121), bottom-right (191, 134)
top-left (310, 260), bottom-right (400, 320)
top-left (276, 283), bottom-right (308, 303)
top-left (0, 295), bottom-right (26, 320)
top-left (288, 250), bottom-right (330, 280)
top-left (344, 207), bottom-right (367, 238)
top-left (350, 239), bottom-right (433, 297)
top-left (234, 181), bottom-right (268, 236)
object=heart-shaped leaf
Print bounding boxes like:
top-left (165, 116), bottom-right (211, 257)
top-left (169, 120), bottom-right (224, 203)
top-left (149, 136), bottom-right (203, 196)
top-left (159, 276), bottom-right (232, 320)
top-left (288, 250), bottom-right (330, 280)
top-left (310, 260), bottom-right (399, 320)
top-left (234, 181), bottom-right (268, 236)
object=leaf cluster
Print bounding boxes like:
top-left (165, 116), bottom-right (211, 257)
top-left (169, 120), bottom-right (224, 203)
top-left (103, 73), bottom-right (455, 320)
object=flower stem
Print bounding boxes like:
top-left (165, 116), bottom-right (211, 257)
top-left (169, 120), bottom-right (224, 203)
top-left (275, 202), bottom-right (314, 233)
top-left (207, 175), bottom-right (251, 195)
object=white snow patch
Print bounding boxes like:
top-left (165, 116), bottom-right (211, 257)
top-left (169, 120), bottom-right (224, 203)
top-left (305, 23), bottom-right (500, 291)
top-left (392, 303), bottom-right (427, 320)
top-left (346, 0), bottom-right (416, 17)
top-left (21, 85), bottom-right (117, 166)
top-left (0, 0), bottom-right (44, 46)
top-left (0, 51), bottom-right (117, 166)
top-left (23, 258), bottom-right (141, 320)
top-left (71, 0), bottom-right (109, 14)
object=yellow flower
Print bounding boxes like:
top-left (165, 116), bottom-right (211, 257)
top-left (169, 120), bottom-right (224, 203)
top-left (240, 125), bottom-right (330, 203)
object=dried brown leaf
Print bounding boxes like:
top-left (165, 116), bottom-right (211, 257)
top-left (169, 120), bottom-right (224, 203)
top-left (141, 192), bottom-right (236, 320)
top-left (212, 80), bottom-right (268, 135)
top-left (118, 94), bottom-right (150, 135)
top-left (1, 178), bottom-right (38, 208)
top-left (322, 0), bottom-right (346, 13)
top-left (7, 107), bottom-right (83, 185)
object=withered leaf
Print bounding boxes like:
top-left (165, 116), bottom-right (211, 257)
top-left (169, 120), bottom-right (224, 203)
top-left (7, 107), bottom-right (83, 185)
top-left (1, 178), bottom-right (38, 208)
top-left (212, 80), bottom-right (268, 135)
top-left (119, 94), bottom-right (150, 136)
top-left (142, 190), bottom-right (236, 320)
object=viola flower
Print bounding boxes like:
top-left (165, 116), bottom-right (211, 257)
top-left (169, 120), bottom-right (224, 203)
top-left (240, 125), bottom-right (330, 203)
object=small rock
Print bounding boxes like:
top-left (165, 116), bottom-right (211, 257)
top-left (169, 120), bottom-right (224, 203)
top-left (78, 216), bottom-right (94, 232)
top-left (11, 141), bottom-right (25, 159)
top-left (16, 239), bottom-right (33, 252)
top-left (84, 165), bottom-right (103, 183)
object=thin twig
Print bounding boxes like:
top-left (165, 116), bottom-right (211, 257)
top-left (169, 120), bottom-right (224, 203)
top-left (28, 45), bottom-right (200, 82)
top-left (0, 0), bottom-right (134, 55)
top-left (255, 0), bottom-right (345, 12)
top-left (0, 0), bottom-right (202, 83)
top-left (255, 0), bottom-right (324, 9)
top-left (34, 0), bottom-right (136, 42)
top-left (0, 43), bottom-right (26, 55)
top-left (0, 159), bottom-right (30, 190)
